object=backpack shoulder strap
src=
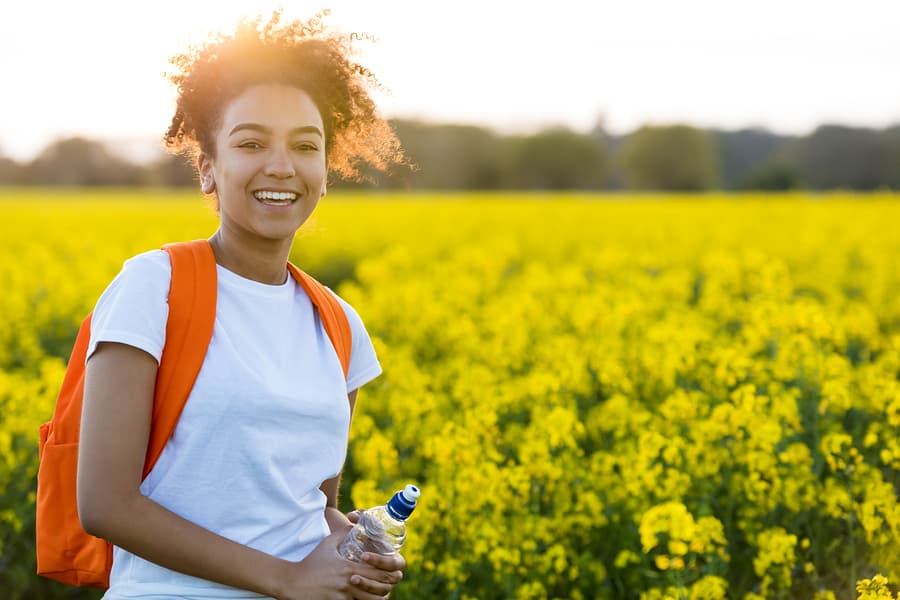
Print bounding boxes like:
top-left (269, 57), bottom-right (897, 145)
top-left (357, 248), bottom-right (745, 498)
top-left (286, 262), bottom-right (352, 380)
top-left (144, 240), bottom-right (217, 479)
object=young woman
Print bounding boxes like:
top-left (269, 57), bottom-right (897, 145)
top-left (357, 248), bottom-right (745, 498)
top-left (77, 12), bottom-right (405, 600)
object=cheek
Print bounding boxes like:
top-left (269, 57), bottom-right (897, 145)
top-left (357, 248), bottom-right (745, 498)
top-left (213, 162), bottom-right (253, 212)
top-left (219, 157), bottom-right (256, 184)
top-left (300, 158), bottom-right (328, 186)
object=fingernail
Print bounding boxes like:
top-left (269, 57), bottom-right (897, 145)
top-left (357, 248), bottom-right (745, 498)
top-left (351, 575), bottom-right (360, 585)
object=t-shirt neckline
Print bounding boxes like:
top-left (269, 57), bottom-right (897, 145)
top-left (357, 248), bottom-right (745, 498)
top-left (215, 263), bottom-right (294, 296)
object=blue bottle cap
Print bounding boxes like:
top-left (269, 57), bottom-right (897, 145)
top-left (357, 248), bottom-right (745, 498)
top-left (386, 484), bottom-right (420, 521)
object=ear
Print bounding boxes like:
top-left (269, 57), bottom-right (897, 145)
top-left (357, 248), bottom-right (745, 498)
top-left (197, 153), bottom-right (216, 195)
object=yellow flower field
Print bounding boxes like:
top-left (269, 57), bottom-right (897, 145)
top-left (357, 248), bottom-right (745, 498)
top-left (1, 189), bottom-right (899, 600)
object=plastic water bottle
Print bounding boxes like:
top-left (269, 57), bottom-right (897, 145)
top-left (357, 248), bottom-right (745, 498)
top-left (338, 484), bottom-right (420, 561)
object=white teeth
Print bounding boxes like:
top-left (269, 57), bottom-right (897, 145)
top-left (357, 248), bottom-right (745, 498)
top-left (253, 190), bottom-right (297, 203)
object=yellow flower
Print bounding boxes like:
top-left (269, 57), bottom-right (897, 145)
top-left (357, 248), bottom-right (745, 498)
top-left (689, 576), bottom-right (728, 600)
top-left (669, 540), bottom-right (689, 556)
top-left (856, 574), bottom-right (896, 600)
top-left (615, 550), bottom-right (641, 569)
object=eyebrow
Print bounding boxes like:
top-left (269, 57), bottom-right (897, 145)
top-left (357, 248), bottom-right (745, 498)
top-left (228, 123), bottom-right (323, 138)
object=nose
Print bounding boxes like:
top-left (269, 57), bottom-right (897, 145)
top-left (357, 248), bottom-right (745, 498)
top-left (264, 145), bottom-right (295, 179)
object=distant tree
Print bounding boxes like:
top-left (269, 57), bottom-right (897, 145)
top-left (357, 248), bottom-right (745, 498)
top-left (591, 120), bottom-right (624, 189)
top-left (504, 127), bottom-right (607, 190)
top-left (742, 162), bottom-right (802, 190)
top-left (620, 124), bottom-right (718, 191)
top-left (793, 125), bottom-right (894, 190)
top-left (23, 137), bottom-right (141, 185)
top-left (879, 125), bottom-right (900, 189)
top-left (141, 154), bottom-right (197, 187)
top-left (0, 156), bottom-right (24, 184)
top-left (332, 120), bottom-right (505, 190)
top-left (714, 128), bottom-right (789, 189)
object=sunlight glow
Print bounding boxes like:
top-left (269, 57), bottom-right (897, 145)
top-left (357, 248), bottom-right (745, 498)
top-left (1, 0), bottom-right (898, 161)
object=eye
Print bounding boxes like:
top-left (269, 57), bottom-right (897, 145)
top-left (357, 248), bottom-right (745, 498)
top-left (294, 142), bottom-right (319, 152)
top-left (238, 141), bottom-right (262, 149)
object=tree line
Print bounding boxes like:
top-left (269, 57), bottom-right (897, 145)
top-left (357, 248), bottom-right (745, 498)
top-left (1, 120), bottom-right (898, 190)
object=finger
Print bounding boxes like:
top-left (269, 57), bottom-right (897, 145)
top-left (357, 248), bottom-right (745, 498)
top-left (349, 587), bottom-right (388, 600)
top-left (350, 574), bottom-right (393, 597)
top-left (346, 510), bottom-right (361, 524)
top-left (362, 551), bottom-right (406, 572)
top-left (356, 564), bottom-right (403, 585)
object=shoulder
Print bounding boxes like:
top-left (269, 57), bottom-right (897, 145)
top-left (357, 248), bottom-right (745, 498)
top-left (96, 249), bottom-right (171, 302)
top-left (88, 249), bottom-right (172, 365)
top-left (121, 249), bottom-right (172, 278)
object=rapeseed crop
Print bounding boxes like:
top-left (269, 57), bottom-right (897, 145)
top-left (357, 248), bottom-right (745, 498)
top-left (1, 189), bottom-right (899, 599)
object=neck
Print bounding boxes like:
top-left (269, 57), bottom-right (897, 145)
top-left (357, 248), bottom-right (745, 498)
top-left (207, 228), bottom-right (292, 285)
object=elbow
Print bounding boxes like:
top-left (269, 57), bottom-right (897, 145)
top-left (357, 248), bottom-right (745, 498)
top-left (77, 484), bottom-right (131, 540)
top-left (77, 492), bottom-right (110, 539)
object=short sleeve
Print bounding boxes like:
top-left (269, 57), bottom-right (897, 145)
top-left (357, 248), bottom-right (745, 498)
top-left (329, 290), bottom-right (382, 393)
top-left (86, 250), bottom-right (171, 365)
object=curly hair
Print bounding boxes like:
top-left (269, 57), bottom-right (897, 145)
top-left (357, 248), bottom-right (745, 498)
top-left (163, 10), bottom-right (404, 181)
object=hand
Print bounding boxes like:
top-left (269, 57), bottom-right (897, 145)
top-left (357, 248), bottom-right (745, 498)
top-left (345, 510), bottom-right (406, 599)
top-left (275, 525), bottom-right (402, 600)
top-left (354, 550), bottom-right (406, 598)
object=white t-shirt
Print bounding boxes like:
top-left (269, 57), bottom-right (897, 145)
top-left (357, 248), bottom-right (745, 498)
top-left (86, 249), bottom-right (382, 599)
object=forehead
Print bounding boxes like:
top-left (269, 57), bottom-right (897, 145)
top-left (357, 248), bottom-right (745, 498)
top-left (220, 83), bottom-right (324, 133)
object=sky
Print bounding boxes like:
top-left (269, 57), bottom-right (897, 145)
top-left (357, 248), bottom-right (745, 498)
top-left (1, 0), bottom-right (898, 162)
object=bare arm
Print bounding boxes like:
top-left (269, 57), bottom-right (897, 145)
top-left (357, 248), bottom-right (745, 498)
top-left (78, 343), bottom-right (397, 600)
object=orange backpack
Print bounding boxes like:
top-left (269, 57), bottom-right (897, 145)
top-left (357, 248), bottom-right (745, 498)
top-left (36, 239), bottom-right (352, 588)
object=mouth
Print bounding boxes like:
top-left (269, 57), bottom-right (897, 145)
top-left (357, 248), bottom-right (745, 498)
top-left (253, 190), bottom-right (298, 206)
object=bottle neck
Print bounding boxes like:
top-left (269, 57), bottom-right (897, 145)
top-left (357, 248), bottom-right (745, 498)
top-left (385, 504), bottom-right (408, 521)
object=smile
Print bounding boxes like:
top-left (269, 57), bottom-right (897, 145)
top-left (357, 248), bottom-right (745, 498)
top-left (253, 190), bottom-right (298, 205)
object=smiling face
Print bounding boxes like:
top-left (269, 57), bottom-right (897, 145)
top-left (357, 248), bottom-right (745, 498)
top-left (198, 83), bottom-right (327, 244)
